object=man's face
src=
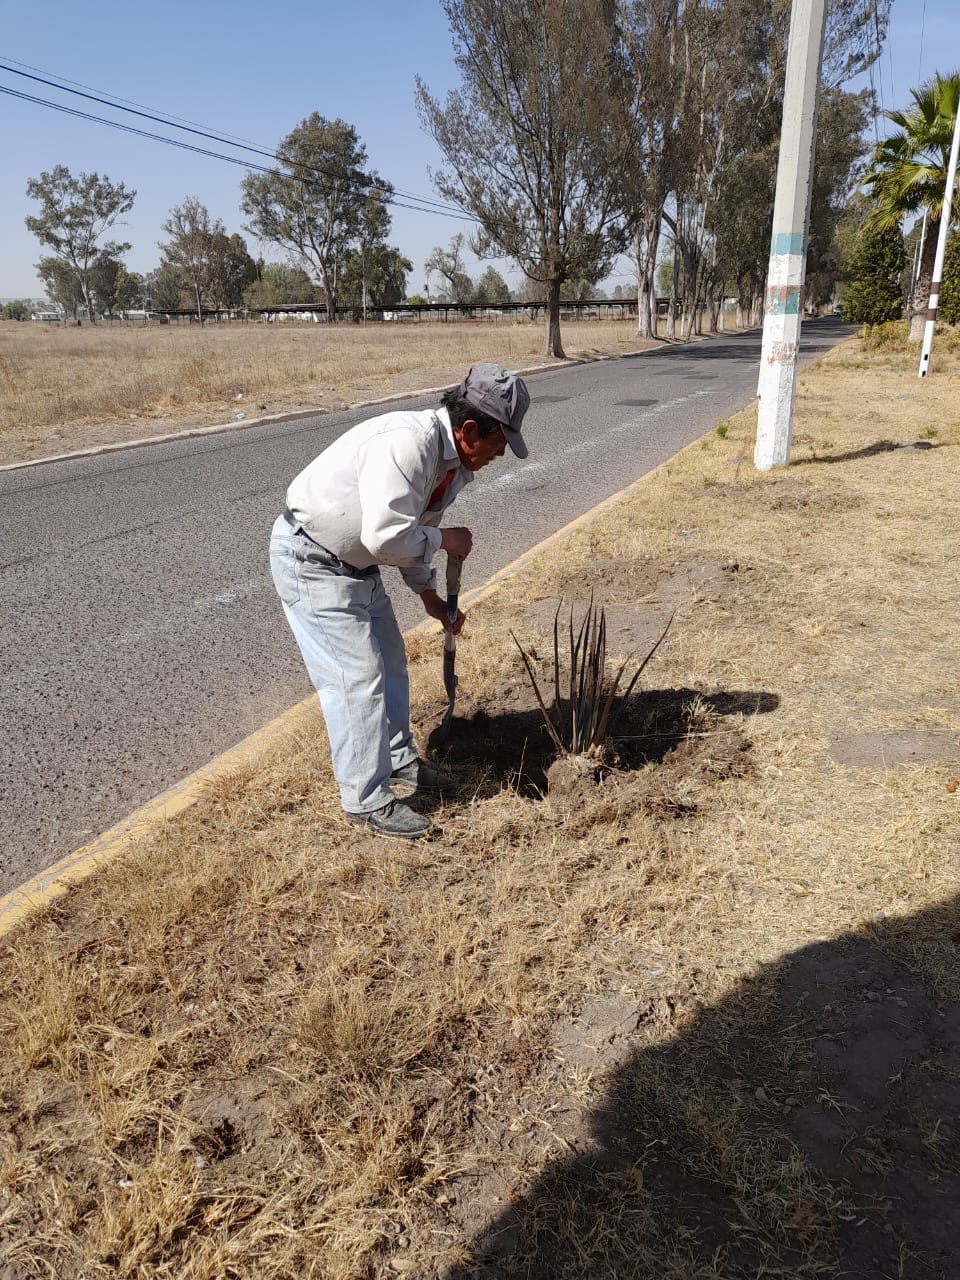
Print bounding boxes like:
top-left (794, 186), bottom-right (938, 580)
top-left (455, 421), bottom-right (507, 471)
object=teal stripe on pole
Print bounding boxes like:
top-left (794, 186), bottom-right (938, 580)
top-left (770, 232), bottom-right (807, 256)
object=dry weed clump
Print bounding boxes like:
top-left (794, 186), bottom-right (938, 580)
top-left (0, 318), bottom-right (655, 464)
top-left (1, 335), bottom-right (960, 1276)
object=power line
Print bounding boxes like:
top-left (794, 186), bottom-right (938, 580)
top-left (0, 84), bottom-right (477, 224)
top-left (0, 55), bottom-right (273, 151)
top-left (0, 58), bottom-right (473, 222)
top-left (918, 0), bottom-right (927, 86)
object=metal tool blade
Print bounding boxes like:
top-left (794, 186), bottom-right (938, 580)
top-left (437, 554), bottom-right (462, 742)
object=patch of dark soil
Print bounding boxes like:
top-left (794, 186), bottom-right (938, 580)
top-left (417, 683), bottom-right (773, 821)
top-left (613, 686), bottom-right (779, 768)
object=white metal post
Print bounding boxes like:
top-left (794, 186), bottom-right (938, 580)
top-left (918, 98), bottom-right (960, 378)
top-left (754, 0), bottom-right (827, 471)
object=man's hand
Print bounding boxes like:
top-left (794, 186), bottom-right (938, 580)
top-left (440, 526), bottom-right (473, 559)
top-left (420, 588), bottom-right (465, 634)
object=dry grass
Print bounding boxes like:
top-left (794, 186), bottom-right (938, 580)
top-left (0, 317), bottom-right (661, 465)
top-left (2, 333), bottom-right (960, 1277)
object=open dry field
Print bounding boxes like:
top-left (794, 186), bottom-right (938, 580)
top-left (0, 318), bottom-right (662, 466)
top-left (1, 327), bottom-right (959, 1278)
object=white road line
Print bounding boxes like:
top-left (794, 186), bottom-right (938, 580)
top-left (484, 388), bottom-right (715, 493)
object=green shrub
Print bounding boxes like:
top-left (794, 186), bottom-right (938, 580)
top-left (841, 223), bottom-right (905, 325)
top-left (938, 234), bottom-right (960, 326)
top-left (860, 320), bottom-right (910, 351)
top-left (859, 318), bottom-right (959, 354)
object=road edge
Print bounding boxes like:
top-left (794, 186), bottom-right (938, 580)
top-left (0, 345), bottom-right (677, 474)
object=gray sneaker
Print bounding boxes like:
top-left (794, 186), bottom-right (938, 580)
top-left (390, 758), bottom-right (454, 794)
top-left (347, 799), bottom-right (431, 840)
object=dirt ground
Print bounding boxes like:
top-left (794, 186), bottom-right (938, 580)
top-left (1, 326), bottom-right (959, 1278)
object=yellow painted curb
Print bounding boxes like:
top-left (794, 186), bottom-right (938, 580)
top-left (0, 448), bottom-right (675, 940)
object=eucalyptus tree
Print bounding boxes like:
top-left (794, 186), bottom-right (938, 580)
top-left (863, 72), bottom-right (960, 341)
top-left (839, 221), bottom-right (905, 324)
top-left (618, 0), bottom-right (890, 337)
top-left (159, 198), bottom-right (222, 322)
top-left (425, 233), bottom-right (474, 303)
top-left (37, 256), bottom-right (85, 319)
top-left (338, 246), bottom-right (413, 309)
top-left (205, 232), bottom-right (257, 310)
top-left (417, 0), bottom-right (633, 357)
top-left (615, 0), bottom-right (693, 337)
top-left (25, 166), bottom-right (135, 324)
top-left (804, 87), bottom-right (870, 308)
top-left (241, 114), bottom-right (391, 323)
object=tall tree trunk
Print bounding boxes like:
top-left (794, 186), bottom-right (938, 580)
top-left (544, 279), bottom-right (565, 358)
top-left (667, 238), bottom-right (678, 339)
top-left (636, 218), bottom-right (660, 339)
top-left (194, 279), bottom-right (204, 325)
top-left (909, 216), bottom-right (939, 343)
top-left (80, 273), bottom-right (96, 325)
top-left (682, 270), bottom-right (696, 339)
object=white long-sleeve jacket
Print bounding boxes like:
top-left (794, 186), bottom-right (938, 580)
top-left (284, 406), bottom-right (472, 593)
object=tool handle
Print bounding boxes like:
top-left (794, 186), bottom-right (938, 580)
top-left (445, 554), bottom-right (462, 624)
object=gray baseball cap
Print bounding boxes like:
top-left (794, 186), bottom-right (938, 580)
top-left (459, 363), bottom-right (530, 458)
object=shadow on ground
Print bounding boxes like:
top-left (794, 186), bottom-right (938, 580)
top-left (447, 895), bottom-right (960, 1279)
top-left (423, 687), bottom-right (779, 799)
top-left (797, 439), bottom-right (939, 465)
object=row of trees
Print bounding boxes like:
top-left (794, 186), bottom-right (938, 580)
top-left (416, 233), bottom-right (610, 305)
top-left (23, 119), bottom-right (416, 324)
top-left (861, 71), bottom-right (960, 339)
top-left (23, 167), bottom-right (257, 321)
top-left (20, 10), bottom-right (958, 351)
top-left (413, 0), bottom-right (891, 355)
top-left (820, 72), bottom-right (960, 331)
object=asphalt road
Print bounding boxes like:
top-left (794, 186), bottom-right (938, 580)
top-left (0, 319), bottom-right (852, 890)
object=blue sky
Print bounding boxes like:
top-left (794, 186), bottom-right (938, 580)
top-left (2, 0), bottom-right (957, 301)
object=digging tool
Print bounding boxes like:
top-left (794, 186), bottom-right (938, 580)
top-left (437, 553), bottom-right (462, 743)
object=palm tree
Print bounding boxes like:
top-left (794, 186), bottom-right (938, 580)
top-left (862, 71), bottom-right (960, 341)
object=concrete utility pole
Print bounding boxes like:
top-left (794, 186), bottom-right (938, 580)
top-left (754, 0), bottom-right (828, 471)
top-left (918, 98), bottom-right (960, 377)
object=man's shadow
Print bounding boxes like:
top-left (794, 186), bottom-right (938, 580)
top-left (448, 894), bottom-right (960, 1279)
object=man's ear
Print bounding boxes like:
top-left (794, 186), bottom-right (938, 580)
top-left (459, 418), bottom-right (479, 443)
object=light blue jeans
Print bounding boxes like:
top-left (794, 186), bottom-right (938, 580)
top-left (269, 515), bottom-right (417, 813)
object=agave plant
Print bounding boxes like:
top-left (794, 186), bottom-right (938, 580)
top-left (511, 597), bottom-right (673, 759)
